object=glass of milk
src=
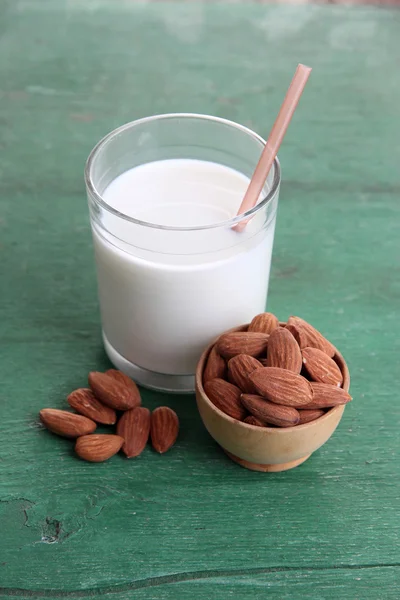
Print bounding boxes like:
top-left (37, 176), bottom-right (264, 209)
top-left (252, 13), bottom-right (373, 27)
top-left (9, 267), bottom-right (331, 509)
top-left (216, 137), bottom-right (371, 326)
top-left (85, 114), bottom-right (280, 393)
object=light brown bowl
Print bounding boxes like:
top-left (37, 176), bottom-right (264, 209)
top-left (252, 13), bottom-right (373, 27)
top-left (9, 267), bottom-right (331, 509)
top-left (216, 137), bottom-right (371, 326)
top-left (195, 325), bottom-right (350, 472)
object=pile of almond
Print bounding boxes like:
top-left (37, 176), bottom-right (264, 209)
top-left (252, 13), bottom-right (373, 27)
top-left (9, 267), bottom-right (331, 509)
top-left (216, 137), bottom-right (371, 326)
top-left (39, 370), bottom-right (179, 462)
top-left (203, 314), bottom-right (352, 427)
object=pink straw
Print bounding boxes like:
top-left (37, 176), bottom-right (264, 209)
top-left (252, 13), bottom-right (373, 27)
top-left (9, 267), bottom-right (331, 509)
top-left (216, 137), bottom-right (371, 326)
top-left (235, 64), bottom-right (312, 231)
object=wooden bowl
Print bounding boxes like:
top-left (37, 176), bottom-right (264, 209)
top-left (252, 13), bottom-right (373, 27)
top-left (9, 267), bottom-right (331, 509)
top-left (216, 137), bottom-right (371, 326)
top-left (195, 325), bottom-right (350, 472)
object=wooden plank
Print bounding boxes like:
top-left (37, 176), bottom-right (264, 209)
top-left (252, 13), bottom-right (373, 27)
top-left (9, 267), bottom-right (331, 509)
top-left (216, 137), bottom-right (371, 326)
top-left (1, 567), bottom-right (400, 599)
top-left (0, 2), bottom-right (399, 598)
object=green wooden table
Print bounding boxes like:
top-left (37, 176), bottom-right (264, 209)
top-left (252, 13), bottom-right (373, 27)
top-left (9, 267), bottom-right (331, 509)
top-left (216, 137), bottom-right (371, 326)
top-left (1, 2), bottom-right (400, 598)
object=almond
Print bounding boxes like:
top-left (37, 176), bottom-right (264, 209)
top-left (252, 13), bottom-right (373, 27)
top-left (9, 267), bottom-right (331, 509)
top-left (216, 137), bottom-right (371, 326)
top-left (39, 409), bottom-right (97, 438)
top-left (203, 346), bottom-right (226, 384)
top-left (249, 367), bottom-right (313, 407)
top-left (286, 316), bottom-right (336, 358)
top-left (248, 312), bottom-right (279, 335)
top-left (105, 369), bottom-right (142, 403)
top-left (75, 434), bottom-right (124, 462)
top-left (259, 358), bottom-right (269, 367)
top-left (266, 327), bottom-right (302, 373)
top-left (67, 388), bottom-right (116, 425)
top-left (117, 407), bottom-right (151, 458)
top-left (241, 394), bottom-right (300, 427)
top-left (88, 371), bottom-right (140, 411)
top-left (243, 415), bottom-right (267, 427)
top-left (204, 378), bottom-right (246, 420)
top-left (227, 354), bottom-right (262, 393)
top-left (151, 407), bottom-right (179, 454)
top-left (304, 383), bottom-right (352, 409)
top-left (298, 408), bottom-right (325, 424)
top-left (216, 332), bottom-right (269, 360)
top-left (302, 347), bottom-right (343, 386)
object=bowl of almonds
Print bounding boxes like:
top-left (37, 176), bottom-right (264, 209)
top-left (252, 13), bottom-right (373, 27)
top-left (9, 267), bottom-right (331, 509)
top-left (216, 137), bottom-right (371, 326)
top-left (195, 313), bottom-right (351, 472)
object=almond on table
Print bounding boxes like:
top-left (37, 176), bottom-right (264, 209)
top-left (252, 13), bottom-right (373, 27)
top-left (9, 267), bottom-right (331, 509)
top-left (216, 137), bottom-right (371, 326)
top-left (88, 371), bottom-right (141, 411)
top-left (117, 407), bottom-right (151, 458)
top-left (38, 368), bottom-right (179, 463)
top-left (67, 388), bottom-right (117, 425)
top-left (151, 407), bottom-right (179, 454)
top-left (105, 369), bottom-right (142, 400)
top-left (75, 434), bottom-right (124, 462)
top-left (39, 409), bottom-right (97, 438)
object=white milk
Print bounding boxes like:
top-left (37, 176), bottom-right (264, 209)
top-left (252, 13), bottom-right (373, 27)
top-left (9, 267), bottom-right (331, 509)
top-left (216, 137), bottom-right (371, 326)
top-left (92, 159), bottom-right (276, 377)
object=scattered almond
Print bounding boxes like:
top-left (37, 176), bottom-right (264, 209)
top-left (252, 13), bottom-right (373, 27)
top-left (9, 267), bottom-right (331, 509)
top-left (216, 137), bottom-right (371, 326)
top-left (228, 354), bottom-right (262, 393)
top-left (39, 409), bottom-right (96, 438)
top-left (266, 327), bottom-right (302, 373)
top-left (248, 312), bottom-right (279, 335)
top-left (105, 369), bottom-right (142, 402)
top-left (297, 408), bottom-right (325, 425)
top-left (249, 367), bottom-right (313, 407)
top-left (302, 347), bottom-right (343, 386)
top-left (151, 407), bottom-right (179, 454)
top-left (117, 406), bottom-right (151, 458)
top-left (67, 388), bottom-right (116, 425)
top-left (75, 434), bottom-right (124, 462)
top-left (241, 394), bottom-right (300, 427)
top-left (204, 378), bottom-right (246, 421)
top-left (286, 316), bottom-right (336, 358)
top-left (203, 346), bottom-right (226, 384)
top-left (304, 383), bottom-right (352, 409)
top-left (216, 332), bottom-right (269, 359)
top-left (88, 371), bottom-right (140, 411)
top-left (39, 369), bottom-right (178, 463)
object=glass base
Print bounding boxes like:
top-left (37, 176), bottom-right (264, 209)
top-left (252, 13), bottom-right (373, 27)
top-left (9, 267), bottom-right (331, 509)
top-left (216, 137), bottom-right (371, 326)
top-left (102, 333), bottom-right (195, 394)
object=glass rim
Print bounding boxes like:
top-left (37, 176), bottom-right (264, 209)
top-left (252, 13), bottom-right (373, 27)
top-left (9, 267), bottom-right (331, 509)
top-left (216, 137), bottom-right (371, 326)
top-left (84, 113), bottom-right (281, 232)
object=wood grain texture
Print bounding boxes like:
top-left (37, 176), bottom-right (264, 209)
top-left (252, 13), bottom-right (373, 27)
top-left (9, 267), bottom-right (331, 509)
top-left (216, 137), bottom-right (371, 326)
top-left (0, 1), bottom-right (400, 598)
